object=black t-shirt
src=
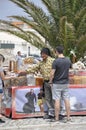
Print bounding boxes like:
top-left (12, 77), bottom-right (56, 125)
top-left (52, 57), bottom-right (72, 84)
top-left (38, 92), bottom-right (45, 99)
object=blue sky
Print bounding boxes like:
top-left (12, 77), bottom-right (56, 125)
top-left (0, 0), bottom-right (47, 20)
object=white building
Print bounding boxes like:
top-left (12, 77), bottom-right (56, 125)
top-left (0, 22), bottom-right (41, 58)
top-left (0, 32), bottom-right (40, 57)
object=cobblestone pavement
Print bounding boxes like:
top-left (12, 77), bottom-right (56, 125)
top-left (0, 116), bottom-right (86, 130)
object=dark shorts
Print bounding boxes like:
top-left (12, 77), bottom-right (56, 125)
top-left (0, 89), bottom-right (3, 93)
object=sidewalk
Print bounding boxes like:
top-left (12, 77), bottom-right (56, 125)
top-left (0, 116), bottom-right (86, 130)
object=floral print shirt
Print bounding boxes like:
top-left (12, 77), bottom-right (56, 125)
top-left (27, 56), bottom-right (54, 80)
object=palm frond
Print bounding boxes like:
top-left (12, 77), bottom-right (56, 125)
top-left (0, 28), bottom-right (46, 49)
top-left (76, 34), bottom-right (86, 58)
top-left (0, 0), bottom-right (85, 59)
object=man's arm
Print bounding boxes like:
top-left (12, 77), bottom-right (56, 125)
top-left (0, 71), bottom-right (5, 80)
top-left (49, 69), bottom-right (55, 84)
top-left (18, 63), bottom-right (40, 76)
top-left (34, 94), bottom-right (37, 103)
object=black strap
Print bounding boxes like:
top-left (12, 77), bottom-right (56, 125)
top-left (44, 80), bottom-right (49, 83)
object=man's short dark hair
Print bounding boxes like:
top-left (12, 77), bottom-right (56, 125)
top-left (56, 45), bottom-right (64, 54)
top-left (17, 51), bottom-right (21, 54)
top-left (41, 48), bottom-right (51, 56)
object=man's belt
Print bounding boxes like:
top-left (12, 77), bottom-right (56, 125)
top-left (44, 80), bottom-right (49, 83)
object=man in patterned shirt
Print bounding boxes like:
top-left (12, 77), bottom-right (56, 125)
top-left (19, 48), bottom-right (55, 118)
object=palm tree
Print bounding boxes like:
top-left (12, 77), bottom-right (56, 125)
top-left (0, 0), bottom-right (86, 59)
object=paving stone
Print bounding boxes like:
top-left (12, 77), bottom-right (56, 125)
top-left (0, 116), bottom-right (86, 130)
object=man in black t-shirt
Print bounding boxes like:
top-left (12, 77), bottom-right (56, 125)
top-left (49, 45), bottom-right (72, 122)
top-left (23, 89), bottom-right (36, 113)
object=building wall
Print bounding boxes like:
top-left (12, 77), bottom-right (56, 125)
top-left (0, 32), bottom-right (40, 57)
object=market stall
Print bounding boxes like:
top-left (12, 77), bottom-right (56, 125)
top-left (1, 75), bottom-right (44, 118)
top-left (1, 59), bottom-right (86, 119)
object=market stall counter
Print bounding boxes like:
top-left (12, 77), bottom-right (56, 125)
top-left (1, 72), bottom-right (44, 119)
top-left (1, 70), bottom-right (86, 119)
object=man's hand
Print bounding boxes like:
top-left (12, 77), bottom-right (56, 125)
top-left (17, 71), bottom-right (27, 77)
top-left (48, 82), bottom-right (53, 87)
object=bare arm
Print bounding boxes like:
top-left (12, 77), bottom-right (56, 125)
top-left (0, 71), bottom-right (5, 80)
top-left (49, 69), bottom-right (55, 84)
top-left (17, 63), bottom-right (40, 76)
